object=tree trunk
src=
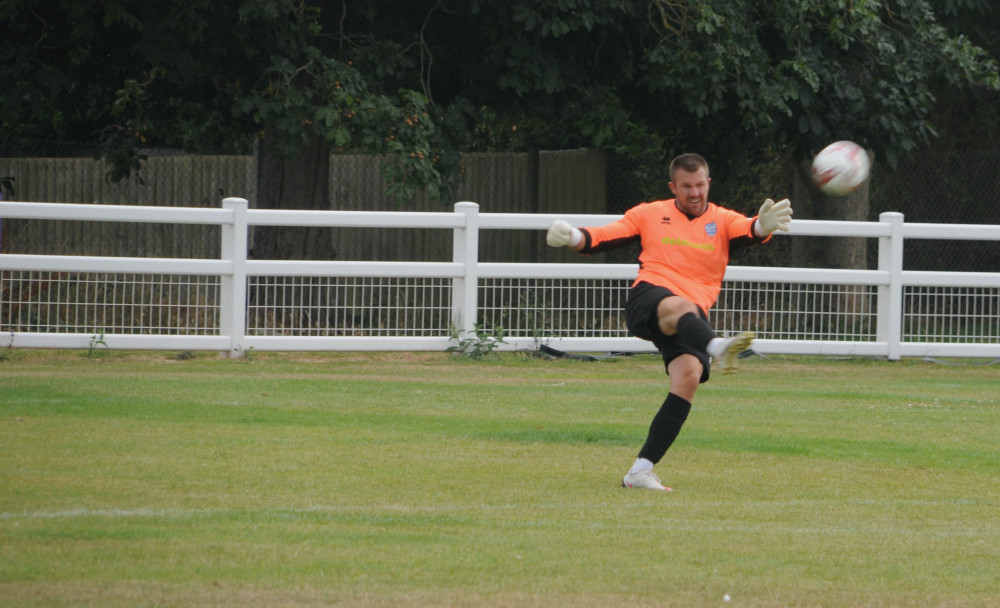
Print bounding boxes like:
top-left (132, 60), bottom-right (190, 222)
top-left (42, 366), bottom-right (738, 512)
top-left (252, 131), bottom-right (332, 261)
top-left (791, 155), bottom-right (873, 327)
top-left (792, 156), bottom-right (871, 269)
top-left (249, 131), bottom-right (334, 334)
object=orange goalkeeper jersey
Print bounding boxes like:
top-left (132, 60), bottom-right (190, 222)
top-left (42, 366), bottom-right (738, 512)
top-left (580, 199), bottom-right (768, 312)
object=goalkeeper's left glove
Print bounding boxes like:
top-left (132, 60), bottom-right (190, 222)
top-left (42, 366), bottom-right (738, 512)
top-left (755, 198), bottom-right (793, 236)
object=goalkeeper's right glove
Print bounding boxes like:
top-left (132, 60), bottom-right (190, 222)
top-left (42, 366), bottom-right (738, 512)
top-left (546, 219), bottom-right (583, 248)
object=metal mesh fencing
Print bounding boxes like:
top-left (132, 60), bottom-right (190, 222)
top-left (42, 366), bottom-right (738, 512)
top-left (478, 278), bottom-right (631, 338)
top-left (903, 286), bottom-right (1000, 342)
top-left (3, 271), bottom-right (997, 347)
top-left (483, 280), bottom-right (998, 345)
top-left (478, 279), bottom-right (881, 342)
top-left (245, 276), bottom-right (452, 337)
top-left (714, 282), bottom-right (877, 340)
top-left (0, 271), bottom-right (219, 334)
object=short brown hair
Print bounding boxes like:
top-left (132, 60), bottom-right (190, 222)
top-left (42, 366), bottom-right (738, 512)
top-left (669, 153), bottom-right (709, 181)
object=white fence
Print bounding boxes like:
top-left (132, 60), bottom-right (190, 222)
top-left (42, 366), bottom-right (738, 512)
top-left (2, 198), bottom-right (999, 360)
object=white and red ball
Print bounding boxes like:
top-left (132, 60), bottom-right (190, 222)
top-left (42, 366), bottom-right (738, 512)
top-left (811, 141), bottom-right (870, 196)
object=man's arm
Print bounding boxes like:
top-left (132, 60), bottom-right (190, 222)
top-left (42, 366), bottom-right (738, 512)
top-left (547, 212), bottom-right (643, 254)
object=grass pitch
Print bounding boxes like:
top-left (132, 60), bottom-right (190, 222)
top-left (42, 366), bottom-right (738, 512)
top-left (1, 350), bottom-right (997, 607)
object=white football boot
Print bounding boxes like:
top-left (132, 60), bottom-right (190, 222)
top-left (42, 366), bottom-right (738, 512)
top-left (621, 469), bottom-right (672, 491)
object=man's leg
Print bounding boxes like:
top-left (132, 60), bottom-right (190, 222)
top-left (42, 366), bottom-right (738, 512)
top-left (621, 288), bottom-right (747, 490)
top-left (622, 355), bottom-right (702, 491)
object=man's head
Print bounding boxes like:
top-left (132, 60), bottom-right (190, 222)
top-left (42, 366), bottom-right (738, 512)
top-left (669, 153), bottom-right (711, 217)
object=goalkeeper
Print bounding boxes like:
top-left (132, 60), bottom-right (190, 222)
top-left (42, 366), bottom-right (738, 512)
top-left (546, 153), bottom-right (792, 491)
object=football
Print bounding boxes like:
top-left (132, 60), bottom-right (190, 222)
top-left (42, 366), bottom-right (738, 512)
top-left (811, 141), bottom-right (870, 196)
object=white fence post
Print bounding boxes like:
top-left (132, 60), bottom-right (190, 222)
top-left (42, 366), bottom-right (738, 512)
top-left (877, 212), bottom-right (905, 361)
top-left (220, 197), bottom-right (249, 358)
top-left (452, 202), bottom-right (480, 336)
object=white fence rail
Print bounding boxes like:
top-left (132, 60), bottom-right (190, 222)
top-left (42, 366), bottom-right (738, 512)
top-left (2, 198), bottom-right (999, 360)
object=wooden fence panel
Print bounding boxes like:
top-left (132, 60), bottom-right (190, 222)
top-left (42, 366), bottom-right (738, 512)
top-left (1, 150), bottom-right (605, 263)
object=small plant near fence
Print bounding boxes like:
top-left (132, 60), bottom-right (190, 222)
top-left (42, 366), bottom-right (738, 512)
top-left (87, 333), bottom-right (109, 358)
top-left (447, 323), bottom-right (507, 359)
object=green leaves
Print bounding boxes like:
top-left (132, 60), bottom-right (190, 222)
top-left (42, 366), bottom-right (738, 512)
top-left (634, 0), bottom-right (998, 166)
top-left (3, 0), bottom-right (997, 195)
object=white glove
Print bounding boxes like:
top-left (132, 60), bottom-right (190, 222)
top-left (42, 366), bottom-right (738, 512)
top-left (755, 198), bottom-right (792, 236)
top-left (546, 220), bottom-right (582, 247)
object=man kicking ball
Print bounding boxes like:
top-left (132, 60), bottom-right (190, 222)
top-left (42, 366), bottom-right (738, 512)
top-left (546, 153), bottom-right (792, 491)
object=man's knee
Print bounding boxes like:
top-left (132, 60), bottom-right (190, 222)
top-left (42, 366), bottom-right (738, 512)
top-left (656, 296), bottom-right (700, 336)
top-left (667, 355), bottom-right (704, 399)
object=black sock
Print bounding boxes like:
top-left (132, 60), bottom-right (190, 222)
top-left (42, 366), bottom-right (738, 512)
top-left (637, 393), bottom-right (692, 464)
top-left (675, 311), bottom-right (715, 353)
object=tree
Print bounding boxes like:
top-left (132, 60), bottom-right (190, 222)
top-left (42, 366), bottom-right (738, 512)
top-left (3, 0), bottom-right (997, 224)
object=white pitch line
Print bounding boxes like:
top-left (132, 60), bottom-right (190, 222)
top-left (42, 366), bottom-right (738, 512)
top-left (1, 497), bottom-right (994, 522)
top-left (0, 508), bottom-right (190, 520)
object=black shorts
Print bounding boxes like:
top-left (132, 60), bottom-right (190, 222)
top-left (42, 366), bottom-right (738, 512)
top-left (625, 282), bottom-right (712, 383)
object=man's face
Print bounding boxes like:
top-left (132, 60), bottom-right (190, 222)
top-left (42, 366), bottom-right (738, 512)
top-left (669, 167), bottom-right (711, 217)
